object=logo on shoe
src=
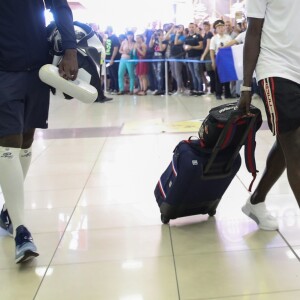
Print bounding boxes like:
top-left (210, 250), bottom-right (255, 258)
top-left (1, 152), bottom-right (13, 159)
top-left (21, 150), bottom-right (32, 158)
top-left (192, 160), bottom-right (198, 166)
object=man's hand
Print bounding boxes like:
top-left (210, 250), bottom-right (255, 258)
top-left (238, 91), bottom-right (252, 116)
top-left (59, 49), bottom-right (78, 81)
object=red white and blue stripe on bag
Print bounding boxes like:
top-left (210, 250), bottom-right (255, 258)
top-left (158, 157), bottom-right (178, 199)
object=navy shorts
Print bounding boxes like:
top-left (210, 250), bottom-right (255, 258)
top-left (0, 70), bottom-right (50, 137)
top-left (259, 77), bottom-right (300, 135)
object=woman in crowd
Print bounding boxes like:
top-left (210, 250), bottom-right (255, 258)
top-left (164, 24), bottom-right (186, 95)
top-left (201, 21), bottom-right (215, 94)
top-left (149, 29), bottom-right (167, 95)
top-left (134, 34), bottom-right (148, 95)
top-left (118, 31), bottom-right (136, 95)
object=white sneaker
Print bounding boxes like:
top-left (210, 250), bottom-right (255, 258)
top-left (242, 197), bottom-right (278, 230)
top-left (171, 91), bottom-right (183, 96)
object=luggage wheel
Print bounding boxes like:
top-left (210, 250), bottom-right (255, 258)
top-left (161, 214), bottom-right (170, 224)
top-left (208, 210), bottom-right (216, 217)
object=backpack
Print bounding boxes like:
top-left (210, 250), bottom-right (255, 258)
top-left (47, 21), bottom-right (103, 102)
top-left (198, 103), bottom-right (262, 191)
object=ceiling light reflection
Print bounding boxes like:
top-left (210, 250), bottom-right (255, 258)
top-left (286, 249), bottom-right (300, 259)
top-left (120, 295), bottom-right (144, 300)
top-left (121, 260), bottom-right (143, 270)
top-left (35, 267), bottom-right (53, 277)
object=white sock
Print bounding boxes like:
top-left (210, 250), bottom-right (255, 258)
top-left (20, 147), bottom-right (32, 179)
top-left (0, 147), bottom-right (25, 236)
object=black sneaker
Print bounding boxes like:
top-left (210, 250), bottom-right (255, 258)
top-left (194, 91), bottom-right (205, 97)
top-left (153, 91), bottom-right (164, 96)
top-left (95, 96), bottom-right (113, 103)
top-left (15, 225), bottom-right (39, 264)
top-left (0, 206), bottom-right (13, 236)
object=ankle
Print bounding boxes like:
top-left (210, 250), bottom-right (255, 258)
top-left (250, 193), bottom-right (265, 205)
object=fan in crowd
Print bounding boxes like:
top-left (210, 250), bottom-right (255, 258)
top-left (98, 16), bottom-right (259, 99)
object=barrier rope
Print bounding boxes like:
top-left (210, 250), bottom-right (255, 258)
top-left (103, 58), bottom-right (213, 95)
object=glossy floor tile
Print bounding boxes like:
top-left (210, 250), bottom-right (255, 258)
top-left (0, 92), bottom-right (299, 300)
top-left (35, 258), bottom-right (179, 300)
top-left (176, 247), bottom-right (300, 299)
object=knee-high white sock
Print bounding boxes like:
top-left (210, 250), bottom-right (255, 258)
top-left (20, 147), bottom-right (32, 179)
top-left (0, 147), bottom-right (25, 236)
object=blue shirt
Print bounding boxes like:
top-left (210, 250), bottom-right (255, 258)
top-left (0, 0), bottom-right (77, 71)
top-left (169, 34), bottom-right (186, 57)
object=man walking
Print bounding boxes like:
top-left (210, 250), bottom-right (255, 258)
top-left (239, 0), bottom-right (300, 230)
top-left (0, 0), bottom-right (78, 263)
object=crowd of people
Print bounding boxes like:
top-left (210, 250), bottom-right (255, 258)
top-left (92, 17), bottom-right (260, 100)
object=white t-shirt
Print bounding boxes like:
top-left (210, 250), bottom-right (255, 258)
top-left (235, 31), bottom-right (246, 44)
top-left (246, 0), bottom-right (300, 83)
top-left (210, 34), bottom-right (232, 55)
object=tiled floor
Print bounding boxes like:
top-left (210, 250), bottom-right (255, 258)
top-left (0, 91), bottom-right (299, 300)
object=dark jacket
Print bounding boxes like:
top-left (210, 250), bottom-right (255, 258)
top-left (0, 0), bottom-right (77, 71)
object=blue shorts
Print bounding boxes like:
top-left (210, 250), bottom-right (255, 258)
top-left (0, 70), bottom-right (50, 137)
top-left (259, 77), bottom-right (300, 135)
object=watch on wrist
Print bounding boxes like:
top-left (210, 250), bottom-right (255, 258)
top-left (240, 85), bottom-right (252, 92)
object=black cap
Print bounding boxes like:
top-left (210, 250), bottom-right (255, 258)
top-left (213, 19), bottom-right (225, 29)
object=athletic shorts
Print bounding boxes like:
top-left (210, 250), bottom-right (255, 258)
top-left (259, 77), bottom-right (300, 135)
top-left (0, 70), bottom-right (50, 137)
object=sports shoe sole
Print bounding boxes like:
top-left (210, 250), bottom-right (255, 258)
top-left (241, 205), bottom-right (278, 231)
top-left (15, 250), bottom-right (39, 264)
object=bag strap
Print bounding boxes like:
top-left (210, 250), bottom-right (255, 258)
top-left (203, 110), bottom-right (260, 189)
top-left (243, 113), bottom-right (261, 191)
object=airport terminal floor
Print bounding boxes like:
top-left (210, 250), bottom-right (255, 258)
top-left (0, 91), bottom-right (300, 300)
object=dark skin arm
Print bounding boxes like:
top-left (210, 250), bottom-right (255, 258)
top-left (59, 49), bottom-right (78, 80)
top-left (238, 17), bottom-right (264, 114)
top-left (46, 0), bottom-right (78, 80)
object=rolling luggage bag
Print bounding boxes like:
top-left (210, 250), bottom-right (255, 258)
top-left (154, 103), bottom-right (262, 224)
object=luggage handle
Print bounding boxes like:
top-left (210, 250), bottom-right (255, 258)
top-left (203, 110), bottom-right (259, 177)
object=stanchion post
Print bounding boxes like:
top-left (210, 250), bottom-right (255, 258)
top-left (165, 59), bottom-right (168, 96)
top-left (103, 63), bottom-right (107, 93)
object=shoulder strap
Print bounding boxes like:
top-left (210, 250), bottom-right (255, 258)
top-left (244, 113), bottom-right (262, 191)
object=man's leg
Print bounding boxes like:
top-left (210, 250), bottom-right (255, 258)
top-left (0, 129), bottom-right (35, 230)
top-left (214, 68), bottom-right (223, 99)
top-left (0, 134), bottom-right (24, 233)
top-left (175, 61), bottom-right (184, 92)
top-left (0, 129), bottom-right (39, 263)
top-left (193, 59), bottom-right (203, 92)
top-left (277, 127), bottom-right (300, 204)
top-left (19, 129), bottom-right (35, 178)
top-left (241, 138), bottom-right (285, 230)
top-left (251, 138), bottom-right (286, 204)
top-left (187, 62), bottom-right (196, 92)
top-left (112, 63), bottom-right (120, 92)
